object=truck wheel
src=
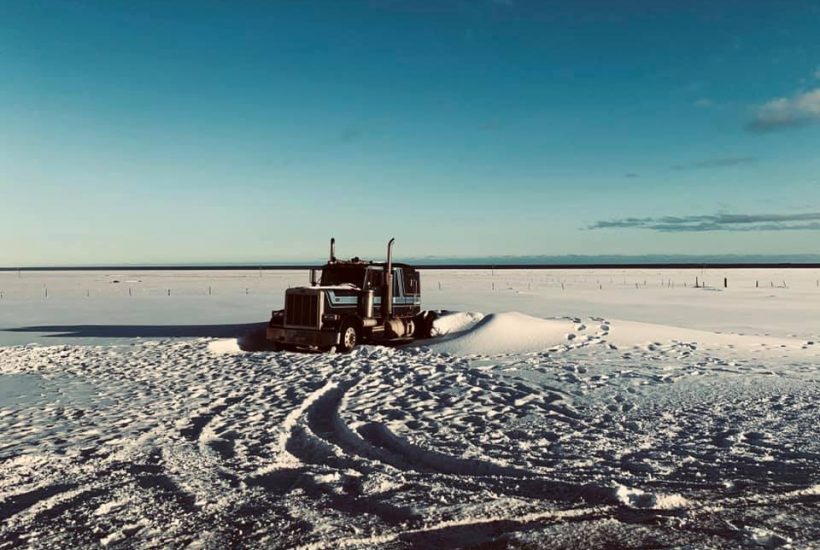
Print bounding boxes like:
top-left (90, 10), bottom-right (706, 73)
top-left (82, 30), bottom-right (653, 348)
top-left (413, 311), bottom-right (438, 339)
top-left (338, 320), bottom-right (359, 353)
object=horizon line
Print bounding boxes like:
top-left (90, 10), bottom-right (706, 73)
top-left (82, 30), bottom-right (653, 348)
top-left (3, 253), bottom-right (820, 271)
top-left (3, 263), bottom-right (820, 272)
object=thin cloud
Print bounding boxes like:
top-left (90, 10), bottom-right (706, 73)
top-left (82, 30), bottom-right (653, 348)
top-left (747, 87), bottom-right (820, 132)
top-left (624, 173), bottom-right (639, 178)
top-left (671, 156), bottom-right (757, 170)
top-left (693, 98), bottom-right (714, 108)
top-left (588, 213), bottom-right (820, 233)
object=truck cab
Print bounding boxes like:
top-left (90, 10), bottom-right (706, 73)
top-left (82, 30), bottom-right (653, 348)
top-left (266, 238), bottom-right (422, 352)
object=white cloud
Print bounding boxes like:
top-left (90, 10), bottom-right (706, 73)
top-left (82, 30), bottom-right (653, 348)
top-left (590, 212), bottom-right (820, 232)
top-left (693, 98), bottom-right (714, 108)
top-left (748, 87), bottom-right (820, 131)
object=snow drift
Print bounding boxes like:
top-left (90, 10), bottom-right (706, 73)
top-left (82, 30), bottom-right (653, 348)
top-left (425, 312), bottom-right (574, 355)
top-left (419, 311), bottom-right (808, 357)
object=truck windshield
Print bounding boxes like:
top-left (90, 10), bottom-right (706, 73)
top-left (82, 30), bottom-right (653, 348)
top-left (320, 267), bottom-right (366, 287)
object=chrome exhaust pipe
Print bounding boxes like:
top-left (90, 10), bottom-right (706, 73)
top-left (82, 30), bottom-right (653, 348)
top-left (329, 237), bottom-right (336, 263)
top-left (383, 238), bottom-right (395, 318)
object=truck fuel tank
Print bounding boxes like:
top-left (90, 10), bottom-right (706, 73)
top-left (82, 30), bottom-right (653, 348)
top-left (359, 289), bottom-right (374, 318)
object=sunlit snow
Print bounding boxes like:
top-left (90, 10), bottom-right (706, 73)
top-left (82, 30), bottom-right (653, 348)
top-left (1, 268), bottom-right (818, 548)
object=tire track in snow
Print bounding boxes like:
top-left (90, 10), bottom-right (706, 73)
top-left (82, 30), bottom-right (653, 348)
top-left (288, 372), bottom-right (612, 511)
top-left (255, 380), bottom-right (340, 473)
top-left (251, 377), bottom-right (424, 527)
top-left (179, 396), bottom-right (243, 443)
top-left (282, 373), bottom-right (533, 479)
top-left (178, 394), bottom-right (244, 463)
top-left (284, 379), bottom-right (409, 473)
top-left (0, 485), bottom-right (111, 545)
top-left (295, 484), bottom-right (820, 549)
top-left (0, 483), bottom-right (79, 522)
top-left (294, 503), bottom-right (616, 550)
top-left (356, 422), bottom-right (531, 478)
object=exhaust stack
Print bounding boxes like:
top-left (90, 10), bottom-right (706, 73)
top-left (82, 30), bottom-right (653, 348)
top-left (383, 238), bottom-right (395, 318)
top-left (329, 237), bottom-right (336, 263)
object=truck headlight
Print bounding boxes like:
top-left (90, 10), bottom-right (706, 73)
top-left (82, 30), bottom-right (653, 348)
top-left (322, 313), bottom-right (340, 323)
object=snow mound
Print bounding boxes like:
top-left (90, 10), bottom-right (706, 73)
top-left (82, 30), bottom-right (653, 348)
top-left (207, 338), bottom-right (242, 354)
top-left (430, 311), bottom-right (485, 336)
top-left (425, 312), bottom-right (574, 355)
top-left (745, 527), bottom-right (792, 549)
top-left (419, 311), bottom-right (808, 357)
top-left (613, 484), bottom-right (690, 510)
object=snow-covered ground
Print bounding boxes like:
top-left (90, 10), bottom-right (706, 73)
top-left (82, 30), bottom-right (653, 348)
top-left (1, 269), bottom-right (818, 548)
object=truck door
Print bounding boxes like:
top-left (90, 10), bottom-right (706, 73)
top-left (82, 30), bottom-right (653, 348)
top-left (404, 268), bottom-right (421, 312)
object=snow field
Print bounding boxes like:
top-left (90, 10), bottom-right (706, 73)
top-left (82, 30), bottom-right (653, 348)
top-left (0, 268), bottom-right (818, 548)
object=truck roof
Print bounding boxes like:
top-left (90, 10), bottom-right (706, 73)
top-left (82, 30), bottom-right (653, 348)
top-left (325, 260), bottom-right (415, 269)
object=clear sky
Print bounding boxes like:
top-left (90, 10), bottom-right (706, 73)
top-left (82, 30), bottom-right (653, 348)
top-left (2, 1), bottom-right (820, 265)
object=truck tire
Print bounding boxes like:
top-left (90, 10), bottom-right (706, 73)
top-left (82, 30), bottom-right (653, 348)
top-left (413, 311), bottom-right (438, 339)
top-left (338, 319), bottom-right (359, 353)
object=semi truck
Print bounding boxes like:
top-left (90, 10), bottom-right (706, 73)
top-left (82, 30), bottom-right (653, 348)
top-left (266, 238), bottom-right (431, 352)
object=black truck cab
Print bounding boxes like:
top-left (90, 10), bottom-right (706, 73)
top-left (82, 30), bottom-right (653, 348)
top-left (266, 239), bottom-right (423, 352)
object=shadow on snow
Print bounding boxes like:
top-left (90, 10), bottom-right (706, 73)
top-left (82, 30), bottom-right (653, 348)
top-left (3, 322), bottom-right (267, 339)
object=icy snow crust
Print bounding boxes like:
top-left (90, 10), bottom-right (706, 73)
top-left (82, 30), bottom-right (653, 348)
top-left (1, 268), bottom-right (819, 548)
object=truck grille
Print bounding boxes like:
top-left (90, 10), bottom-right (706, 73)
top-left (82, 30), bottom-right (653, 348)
top-left (285, 292), bottom-right (320, 328)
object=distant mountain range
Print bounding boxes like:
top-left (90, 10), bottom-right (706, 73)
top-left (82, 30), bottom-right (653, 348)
top-left (402, 254), bottom-right (820, 266)
top-left (4, 254), bottom-right (820, 270)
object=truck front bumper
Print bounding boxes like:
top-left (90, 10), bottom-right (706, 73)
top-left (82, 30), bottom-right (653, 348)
top-left (266, 326), bottom-right (340, 348)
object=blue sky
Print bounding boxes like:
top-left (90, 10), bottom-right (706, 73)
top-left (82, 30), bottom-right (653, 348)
top-left (2, 1), bottom-right (820, 265)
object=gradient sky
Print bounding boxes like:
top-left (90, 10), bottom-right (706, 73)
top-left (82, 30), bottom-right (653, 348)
top-left (2, 1), bottom-right (820, 265)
